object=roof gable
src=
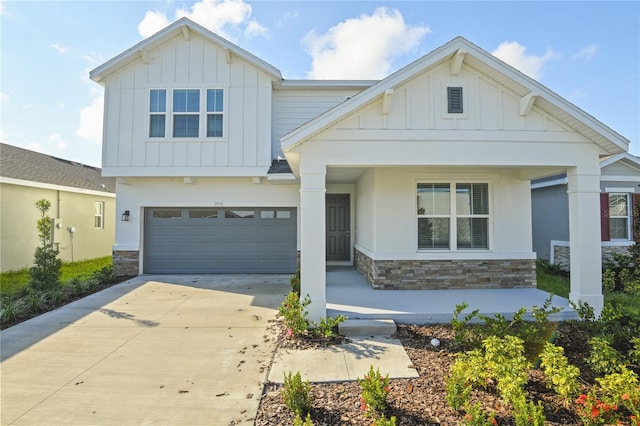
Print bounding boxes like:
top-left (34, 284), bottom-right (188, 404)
top-left (0, 143), bottom-right (115, 193)
top-left (281, 36), bottom-right (629, 155)
top-left (600, 152), bottom-right (640, 177)
top-left (90, 17), bottom-right (281, 84)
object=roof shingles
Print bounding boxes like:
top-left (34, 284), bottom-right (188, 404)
top-left (0, 143), bottom-right (115, 193)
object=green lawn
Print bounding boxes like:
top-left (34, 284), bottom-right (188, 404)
top-left (0, 256), bottom-right (112, 297)
top-left (536, 268), bottom-right (570, 298)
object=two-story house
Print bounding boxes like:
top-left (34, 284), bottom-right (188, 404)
top-left (91, 18), bottom-right (630, 319)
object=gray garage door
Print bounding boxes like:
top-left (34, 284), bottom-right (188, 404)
top-left (144, 207), bottom-right (297, 274)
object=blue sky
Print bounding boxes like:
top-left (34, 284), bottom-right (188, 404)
top-left (1, 1), bottom-right (639, 167)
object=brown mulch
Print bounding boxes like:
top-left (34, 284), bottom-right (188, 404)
top-left (255, 321), bottom-right (606, 425)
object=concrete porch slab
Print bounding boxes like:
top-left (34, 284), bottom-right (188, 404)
top-left (326, 266), bottom-right (577, 323)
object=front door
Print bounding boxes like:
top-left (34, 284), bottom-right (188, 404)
top-left (326, 194), bottom-right (350, 261)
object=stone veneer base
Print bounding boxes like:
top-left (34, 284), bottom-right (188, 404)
top-left (553, 244), bottom-right (631, 271)
top-left (354, 249), bottom-right (536, 290)
top-left (113, 250), bottom-right (139, 276)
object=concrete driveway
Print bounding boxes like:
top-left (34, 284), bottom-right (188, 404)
top-left (1, 275), bottom-right (289, 425)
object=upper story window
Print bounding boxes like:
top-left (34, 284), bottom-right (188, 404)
top-left (173, 89), bottom-right (200, 137)
top-left (148, 88), bottom-right (224, 139)
top-left (417, 182), bottom-right (489, 250)
top-left (94, 201), bottom-right (104, 229)
top-left (207, 89), bottom-right (223, 137)
top-left (149, 89), bottom-right (166, 137)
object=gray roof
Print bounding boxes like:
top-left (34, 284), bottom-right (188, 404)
top-left (0, 143), bottom-right (115, 193)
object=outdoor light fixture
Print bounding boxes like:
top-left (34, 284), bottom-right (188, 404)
top-left (121, 210), bottom-right (130, 222)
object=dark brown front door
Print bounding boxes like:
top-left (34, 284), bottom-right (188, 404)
top-left (326, 194), bottom-right (350, 261)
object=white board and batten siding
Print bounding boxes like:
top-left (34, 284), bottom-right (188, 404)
top-left (102, 33), bottom-right (276, 174)
top-left (336, 61), bottom-right (571, 136)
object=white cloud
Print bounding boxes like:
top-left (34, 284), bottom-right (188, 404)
top-left (76, 95), bottom-right (104, 144)
top-left (277, 10), bottom-right (298, 29)
top-left (573, 44), bottom-right (599, 61)
top-left (491, 41), bottom-right (556, 80)
top-left (51, 42), bottom-right (70, 54)
top-left (245, 19), bottom-right (269, 38)
top-left (138, 0), bottom-right (265, 41)
top-left (47, 133), bottom-right (69, 151)
top-left (0, 91), bottom-right (9, 103)
top-left (302, 7), bottom-right (430, 80)
top-left (138, 10), bottom-right (170, 38)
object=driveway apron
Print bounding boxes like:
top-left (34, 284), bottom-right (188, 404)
top-left (1, 275), bottom-right (289, 425)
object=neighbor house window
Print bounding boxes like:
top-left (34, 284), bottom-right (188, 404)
top-left (94, 202), bottom-right (104, 229)
top-left (173, 89), bottom-right (200, 137)
top-left (609, 193), bottom-right (630, 240)
top-left (417, 183), bottom-right (489, 250)
top-left (149, 89), bottom-right (166, 137)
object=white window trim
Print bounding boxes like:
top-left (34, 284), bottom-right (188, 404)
top-left (147, 87), bottom-right (227, 141)
top-left (416, 181), bottom-right (490, 252)
top-left (94, 201), bottom-right (105, 229)
top-left (608, 192), bottom-right (632, 241)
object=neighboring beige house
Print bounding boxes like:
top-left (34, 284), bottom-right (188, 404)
top-left (0, 143), bottom-right (116, 271)
top-left (90, 18), bottom-right (630, 319)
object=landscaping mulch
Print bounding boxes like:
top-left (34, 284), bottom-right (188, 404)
top-left (255, 321), bottom-right (607, 426)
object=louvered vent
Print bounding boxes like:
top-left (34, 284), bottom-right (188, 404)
top-left (447, 87), bottom-right (463, 113)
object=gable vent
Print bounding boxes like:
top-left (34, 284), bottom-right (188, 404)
top-left (447, 86), bottom-right (463, 113)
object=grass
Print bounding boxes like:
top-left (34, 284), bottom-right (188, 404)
top-left (536, 268), bottom-right (570, 298)
top-left (0, 256), bottom-right (112, 298)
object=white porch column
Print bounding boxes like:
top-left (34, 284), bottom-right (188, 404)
top-left (567, 166), bottom-right (603, 316)
top-left (299, 162), bottom-right (327, 322)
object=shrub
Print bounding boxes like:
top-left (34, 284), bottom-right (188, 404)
top-left (512, 396), bottom-right (545, 426)
top-left (461, 402), bottom-right (496, 425)
top-left (279, 292), bottom-right (311, 336)
top-left (0, 297), bottom-right (26, 325)
top-left (372, 414), bottom-right (397, 426)
top-left (587, 336), bottom-right (625, 374)
top-left (575, 391), bottom-right (621, 426)
top-left (358, 365), bottom-right (390, 418)
top-left (293, 413), bottom-right (313, 426)
top-left (282, 371), bottom-right (312, 417)
top-left (446, 349), bottom-right (484, 409)
top-left (290, 270), bottom-right (300, 295)
top-left (539, 342), bottom-right (581, 403)
top-left (451, 302), bottom-right (481, 350)
top-left (28, 199), bottom-right (62, 292)
top-left (311, 314), bottom-right (346, 339)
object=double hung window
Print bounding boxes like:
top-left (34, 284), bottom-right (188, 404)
top-left (417, 183), bottom-right (489, 250)
top-left (148, 88), bottom-right (224, 138)
top-left (608, 193), bottom-right (630, 240)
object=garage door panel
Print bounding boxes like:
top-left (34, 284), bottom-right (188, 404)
top-left (144, 207), bottom-right (296, 273)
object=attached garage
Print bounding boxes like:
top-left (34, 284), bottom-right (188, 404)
top-left (143, 207), bottom-right (297, 274)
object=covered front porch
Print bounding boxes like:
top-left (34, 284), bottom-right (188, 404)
top-left (326, 266), bottom-right (578, 324)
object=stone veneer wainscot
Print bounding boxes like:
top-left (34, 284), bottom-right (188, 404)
top-left (354, 248), bottom-right (536, 290)
top-left (112, 250), bottom-right (139, 277)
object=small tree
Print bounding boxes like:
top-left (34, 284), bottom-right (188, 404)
top-left (29, 199), bottom-right (62, 291)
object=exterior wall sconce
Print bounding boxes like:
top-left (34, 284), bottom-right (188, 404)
top-left (121, 210), bottom-right (130, 221)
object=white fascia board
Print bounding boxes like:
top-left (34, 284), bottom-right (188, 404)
top-left (274, 80), bottom-right (376, 90)
top-left (267, 173), bottom-right (297, 185)
top-left (599, 152), bottom-right (640, 170)
top-left (101, 166), bottom-right (270, 177)
top-left (0, 177), bottom-right (116, 197)
top-left (531, 177), bottom-right (568, 189)
top-left (90, 17), bottom-right (281, 83)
